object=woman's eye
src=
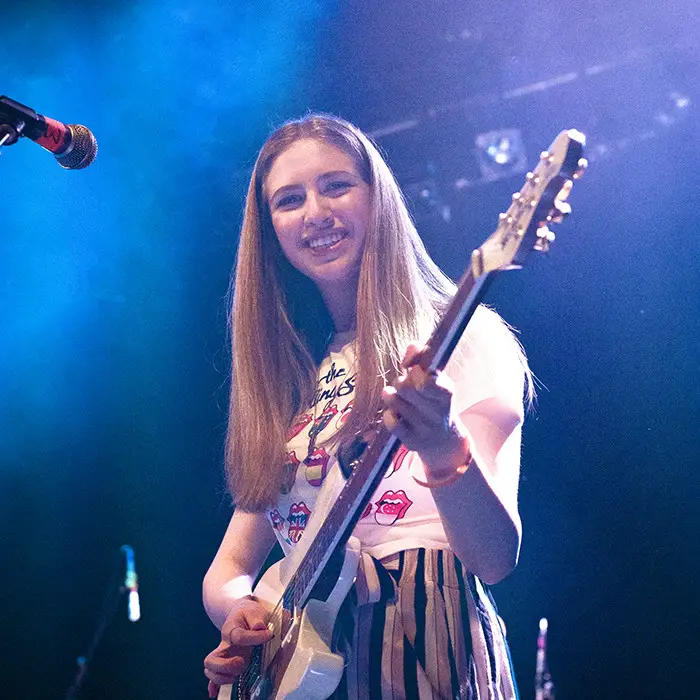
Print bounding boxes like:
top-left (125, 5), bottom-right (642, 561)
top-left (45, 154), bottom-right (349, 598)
top-left (276, 194), bottom-right (303, 208)
top-left (326, 181), bottom-right (352, 193)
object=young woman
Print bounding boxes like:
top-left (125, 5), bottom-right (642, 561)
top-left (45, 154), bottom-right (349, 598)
top-left (202, 114), bottom-right (531, 699)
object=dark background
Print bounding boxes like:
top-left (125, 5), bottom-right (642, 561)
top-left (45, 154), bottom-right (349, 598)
top-left (2, 1), bottom-right (699, 698)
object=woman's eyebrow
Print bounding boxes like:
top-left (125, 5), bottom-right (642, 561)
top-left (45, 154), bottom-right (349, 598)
top-left (269, 171), bottom-right (356, 202)
top-left (318, 170), bottom-right (355, 180)
top-left (269, 184), bottom-right (299, 202)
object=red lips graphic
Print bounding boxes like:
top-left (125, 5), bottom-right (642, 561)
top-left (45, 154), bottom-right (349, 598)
top-left (287, 502), bottom-right (311, 543)
top-left (384, 444), bottom-right (410, 479)
top-left (334, 399), bottom-right (354, 431)
top-left (287, 413), bottom-right (313, 440)
top-left (269, 508), bottom-right (285, 533)
top-left (304, 447), bottom-right (330, 487)
top-left (374, 490), bottom-right (413, 526)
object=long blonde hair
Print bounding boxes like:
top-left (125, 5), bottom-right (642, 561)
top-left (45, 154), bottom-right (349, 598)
top-left (226, 114), bottom-right (529, 511)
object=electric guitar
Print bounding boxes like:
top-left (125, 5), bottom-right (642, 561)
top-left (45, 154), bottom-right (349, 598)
top-left (219, 129), bottom-right (587, 700)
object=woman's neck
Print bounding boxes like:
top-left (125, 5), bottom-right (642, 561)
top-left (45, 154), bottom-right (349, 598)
top-left (318, 281), bottom-right (358, 334)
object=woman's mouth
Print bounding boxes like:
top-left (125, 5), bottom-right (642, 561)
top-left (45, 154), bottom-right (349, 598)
top-left (306, 230), bottom-right (348, 251)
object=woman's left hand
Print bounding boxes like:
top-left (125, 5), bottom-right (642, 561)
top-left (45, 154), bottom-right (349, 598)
top-left (382, 343), bottom-right (470, 474)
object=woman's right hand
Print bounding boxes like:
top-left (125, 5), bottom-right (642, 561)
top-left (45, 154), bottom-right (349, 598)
top-left (203, 597), bottom-right (274, 696)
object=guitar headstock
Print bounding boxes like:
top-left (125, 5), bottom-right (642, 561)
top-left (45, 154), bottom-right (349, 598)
top-left (471, 129), bottom-right (587, 276)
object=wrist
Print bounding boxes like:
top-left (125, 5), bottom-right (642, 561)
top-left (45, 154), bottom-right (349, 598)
top-left (413, 433), bottom-right (473, 489)
top-left (419, 422), bottom-right (471, 476)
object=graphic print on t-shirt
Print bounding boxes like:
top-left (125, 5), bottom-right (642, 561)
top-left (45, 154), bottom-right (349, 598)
top-left (313, 361), bottom-right (356, 408)
top-left (304, 446), bottom-right (330, 487)
top-left (307, 401), bottom-right (339, 448)
top-left (334, 398), bottom-right (354, 431)
top-left (288, 413), bottom-right (313, 440)
top-left (270, 508), bottom-right (292, 546)
top-left (287, 502), bottom-right (311, 543)
top-left (384, 444), bottom-right (410, 478)
top-left (272, 342), bottom-right (361, 551)
top-left (374, 489), bottom-right (413, 525)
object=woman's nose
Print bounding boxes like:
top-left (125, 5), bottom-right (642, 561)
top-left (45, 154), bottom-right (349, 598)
top-left (304, 193), bottom-right (333, 228)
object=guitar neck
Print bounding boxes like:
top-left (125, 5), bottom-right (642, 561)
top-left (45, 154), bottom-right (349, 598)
top-left (418, 267), bottom-right (496, 374)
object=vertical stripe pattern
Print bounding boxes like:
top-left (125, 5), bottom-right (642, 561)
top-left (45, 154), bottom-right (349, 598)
top-left (330, 549), bottom-right (518, 700)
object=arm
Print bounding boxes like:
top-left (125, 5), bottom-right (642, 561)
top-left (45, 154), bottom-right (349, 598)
top-left (383, 343), bottom-right (525, 585)
top-left (203, 509), bottom-right (277, 629)
top-left (427, 396), bottom-right (522, 584)
top-left (203, 509), bottom-right (278, 693)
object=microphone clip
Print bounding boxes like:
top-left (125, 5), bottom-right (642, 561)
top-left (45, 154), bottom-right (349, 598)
top-left (0, 95), bottom-right (39, 147)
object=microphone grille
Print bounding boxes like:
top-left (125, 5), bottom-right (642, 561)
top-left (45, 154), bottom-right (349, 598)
top-left (57, 124), bottom-right (98, 170)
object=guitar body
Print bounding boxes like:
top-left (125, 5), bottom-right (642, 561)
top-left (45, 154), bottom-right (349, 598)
top-left (219, 537), bottom-right (361, 700)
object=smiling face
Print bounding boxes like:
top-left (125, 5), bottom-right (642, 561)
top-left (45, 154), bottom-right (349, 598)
top-left (264, 138), bottom-right (371, 312)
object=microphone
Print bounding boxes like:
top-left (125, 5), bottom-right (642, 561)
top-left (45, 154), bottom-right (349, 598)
top-left (121, 545), bottom-right (141, 622)
top-left (0, 94), bottom-right (97, 169)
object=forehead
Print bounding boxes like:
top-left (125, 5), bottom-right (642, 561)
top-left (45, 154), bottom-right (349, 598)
top-left (264, 138), bottom-right (359, 194)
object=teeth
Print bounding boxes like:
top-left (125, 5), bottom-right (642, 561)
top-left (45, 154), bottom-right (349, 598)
top-left (308, 231), bottom-right (345, 249)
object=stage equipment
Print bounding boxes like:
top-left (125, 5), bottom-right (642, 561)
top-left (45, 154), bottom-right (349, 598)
top-left (369, 44), bottom-right (695, 196)
top-left (535, 618), bottom-right (555, 700)
top-left (655, 90), bottom-right (691, 127)
top-left (403, 161), bottom-right (452, 223)
top-left (475, 128), bottom-right (527, 182)
top-left (122, 544), bottom-right (141, 622)
top-left (0, 94), bottom-right (97, 169)
top-left (63, 545), bottom-right (141, 700)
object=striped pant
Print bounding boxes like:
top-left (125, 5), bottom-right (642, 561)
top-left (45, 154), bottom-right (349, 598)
top-left (330, 549), bottom-right (519, 700)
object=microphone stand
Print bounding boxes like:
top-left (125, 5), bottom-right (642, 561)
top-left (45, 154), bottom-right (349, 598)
top-left (535, 618), bottom-right (556, 700)
top-left (64, 546), bottom-right (139, 700)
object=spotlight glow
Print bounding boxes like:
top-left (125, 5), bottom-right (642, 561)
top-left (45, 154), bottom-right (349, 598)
top-left (475, 128), bottom-right (528, 181)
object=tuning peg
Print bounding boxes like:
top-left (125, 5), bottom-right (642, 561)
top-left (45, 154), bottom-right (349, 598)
top-left (548, 199), bottom-right (572, 224)
top-left (574, 157), bottom-right (588, 179)
top-left (534, 225), bottom-right (556, 252)
top-left (556, 179), bottom-right (573, 202)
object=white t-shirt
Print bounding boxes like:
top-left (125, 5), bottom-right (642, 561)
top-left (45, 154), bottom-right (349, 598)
top-left (266, 306), bottom-right (525, 561)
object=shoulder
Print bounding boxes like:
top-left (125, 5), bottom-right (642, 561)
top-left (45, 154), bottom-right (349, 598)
top-left (464, 305), bottom-right (525, 361)
top-left (445, 305), bottom-right (529, 414)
